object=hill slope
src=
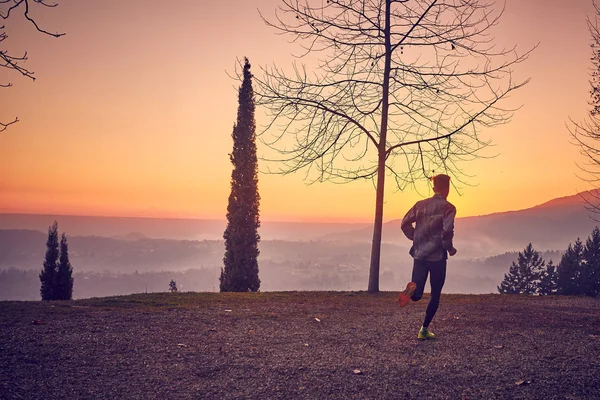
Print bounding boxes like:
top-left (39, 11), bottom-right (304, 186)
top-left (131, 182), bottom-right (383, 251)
top-left (0, 213), bottom-right (368, 241)
top-left (329, 191), bottom-right (600, 257)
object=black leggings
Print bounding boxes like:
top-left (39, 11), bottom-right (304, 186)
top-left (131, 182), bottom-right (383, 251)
top-left (411, 259), bottom-right (447, 328)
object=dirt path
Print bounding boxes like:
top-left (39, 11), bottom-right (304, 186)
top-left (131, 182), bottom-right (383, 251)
top-left (1, 292), bottom-right (599, 399)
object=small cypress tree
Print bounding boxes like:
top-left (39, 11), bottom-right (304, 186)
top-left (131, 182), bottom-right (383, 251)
top-left (40, 221), bottom-right (59, 300)
top-left (498, 243), bottom-right (545, 294)
top-left (56, 232), bottom-right (74, 300)
top-left (220, 58), bottom-right (261, 292)
top-left (557, 239), bottom-right (584, 295)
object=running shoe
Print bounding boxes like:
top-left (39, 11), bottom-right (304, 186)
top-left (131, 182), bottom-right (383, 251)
top-left (398, 281), bottom-right (417, 307)
top-left (418, 326), bottom-right (436, 340)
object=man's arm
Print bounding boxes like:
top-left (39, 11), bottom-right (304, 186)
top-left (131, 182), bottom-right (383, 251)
top-left (442, 204), bottom-right (457, 254)
top-left (401, 203), bottom-right (417, 240)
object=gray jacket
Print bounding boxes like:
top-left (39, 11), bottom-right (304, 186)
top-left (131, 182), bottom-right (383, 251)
top-left (401, 194), bottom-right (456, 261)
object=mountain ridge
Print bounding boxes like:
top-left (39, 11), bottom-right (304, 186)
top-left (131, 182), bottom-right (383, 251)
top-left (2, 190), bottom-right (599, 256)
top-left (325, 190), bottom-right (600, 257)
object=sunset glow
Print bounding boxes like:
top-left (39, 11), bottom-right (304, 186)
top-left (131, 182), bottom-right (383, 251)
top-left (0, 0), bottom-right (595, 223)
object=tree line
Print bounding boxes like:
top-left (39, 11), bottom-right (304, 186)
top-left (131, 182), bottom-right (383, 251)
top-left (498, 227), bottom-right (600, 296)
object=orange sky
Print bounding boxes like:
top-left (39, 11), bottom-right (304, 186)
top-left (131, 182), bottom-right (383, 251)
top-left (0, 0), bottom-right (596, 223)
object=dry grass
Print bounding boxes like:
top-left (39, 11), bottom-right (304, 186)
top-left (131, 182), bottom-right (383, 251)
top-left (1, 292), bottom-right (599, 399)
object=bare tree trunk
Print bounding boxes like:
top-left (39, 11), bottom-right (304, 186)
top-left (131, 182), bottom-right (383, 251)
top-left (367, 153), bottom-right (386, 293)
top-left (368, 0), bottom-right (392, 294)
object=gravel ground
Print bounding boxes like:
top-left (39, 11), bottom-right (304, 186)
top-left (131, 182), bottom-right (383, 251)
top-left (0, 292), bottom-right (599, 400)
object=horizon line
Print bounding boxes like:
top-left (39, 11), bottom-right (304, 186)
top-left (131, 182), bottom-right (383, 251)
top-left (0, 189), bottom-right (591, 224)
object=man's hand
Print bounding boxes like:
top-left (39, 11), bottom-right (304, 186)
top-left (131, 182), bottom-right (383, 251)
top-left (448, 247), bottom-right (457, 257)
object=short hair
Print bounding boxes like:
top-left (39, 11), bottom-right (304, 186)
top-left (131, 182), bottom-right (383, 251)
top-left (431, 174), bottom-right (450, 191)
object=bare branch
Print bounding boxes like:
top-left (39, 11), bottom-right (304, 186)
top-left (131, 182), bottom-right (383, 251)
top-left (568, 0), bottom-right (600, 214)
top-left (257, 0), bottom-right (531, 186)
top-left (1, 0), bottom-right (64, 133)
top-left (0, 116), bottom-right (18, 132)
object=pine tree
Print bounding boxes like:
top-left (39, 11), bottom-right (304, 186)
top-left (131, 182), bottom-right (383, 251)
top-left (39, 221), bottom-right (59, 300)
top-left (56, 232), bottom-right (74, 300)
top-left (220, 58), bottom-right (261, 292)
top-left (538, 260), bottom-right (558, 295)
top-left (498, 243), bottom-right (545, 294)
top-left (583, 226), bottom-right (600, 296)
top-left (497, 261), bottom-right (523, 294)
top-left (169, 279), bottom-right (178, 292)
top-left (557, 239), bottom-right (584, 295)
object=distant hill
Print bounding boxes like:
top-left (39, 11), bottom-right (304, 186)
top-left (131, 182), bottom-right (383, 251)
top-left (326, 191), bottom-right (600, 257)
top-left (2, 191), bottom-right (599, 257)
top-left (0, 214), bottom-right (226, 240)
top-left (0, 214), bottom-right (368, 241)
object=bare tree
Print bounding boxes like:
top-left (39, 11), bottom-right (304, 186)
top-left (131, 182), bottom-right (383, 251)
top-left (1, 0), bottom-right (64, 133)
top-left (571, 0), bottom-right (600, 215)
top-left (255, 0), bottom-right (532, 292)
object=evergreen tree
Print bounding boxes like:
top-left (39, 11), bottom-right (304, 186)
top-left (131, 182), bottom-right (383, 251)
top-left (498, 243), bottom-right (545, 294)
top-left (538, 260), bottom-right (558, 295)
top-left (220, 58), bottom-right (261, 292)
top-left (583, 226), bottom-right (600, 296)
top-left (169, 279), bottom-right (178, 292)
top-left (497, 261), bottom-right (523, 294)
top-left (557, 239), bottom-right (584, 295)
top-left (39, 221), bottom-right (59, 300)
top-left (56, 232), bottom-right (74, 300)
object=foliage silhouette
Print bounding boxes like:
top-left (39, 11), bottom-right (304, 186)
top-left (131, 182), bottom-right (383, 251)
top-left (221, 58), bottom-right (261, 292)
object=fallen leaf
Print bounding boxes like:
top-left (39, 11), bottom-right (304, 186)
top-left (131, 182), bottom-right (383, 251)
top-left (224, 310), bottom-right (232, 312)
top-left (315, 317), bottom-right (321, 322)
top-left (304, 343), bottom-right (309, 347)
top-left (352, 369), bottom-right (362, 375)
top-left (494, 345), bottom-right (504, 349)
top-left (515, 379), bottom-right (532, 386)
top-left (177, 343), bottom-right (187, 347)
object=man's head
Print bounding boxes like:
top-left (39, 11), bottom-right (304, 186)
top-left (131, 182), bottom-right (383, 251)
top-left (432, 174), bottom-right (451, 198)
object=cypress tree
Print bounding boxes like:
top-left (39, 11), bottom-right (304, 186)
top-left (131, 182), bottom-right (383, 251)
top-left (56, 232), bottom-right (74, 300)
top-left (557, 239), bottom-right (584, 295)
top-left (220, 58), bottom-right (261, 292)
top-left (40, 221), bottom-right (59, 300)
top-left (498, 243), bottom-right (545, 294)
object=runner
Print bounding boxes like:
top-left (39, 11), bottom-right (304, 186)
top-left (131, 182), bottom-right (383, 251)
top-left (397, 174), bottom-right (457, 340)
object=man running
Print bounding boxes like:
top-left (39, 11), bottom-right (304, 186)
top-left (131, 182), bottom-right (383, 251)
top-left (398, 174), bottom-right (457, 340)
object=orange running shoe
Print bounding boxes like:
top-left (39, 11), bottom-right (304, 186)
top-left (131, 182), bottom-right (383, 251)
top-left (398, 281), bottom-right (417, 307)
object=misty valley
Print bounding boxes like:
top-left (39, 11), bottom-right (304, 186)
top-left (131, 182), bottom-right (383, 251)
top-left (1, 191), bottom-right (595, 301)
top-left (0, 227), bottom-right (560, 301)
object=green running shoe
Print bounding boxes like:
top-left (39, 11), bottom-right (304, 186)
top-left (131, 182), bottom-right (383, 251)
top-left (418, 327), bottom-right (435, 340)
top-left (398, 281), bottom-right (417, 307)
